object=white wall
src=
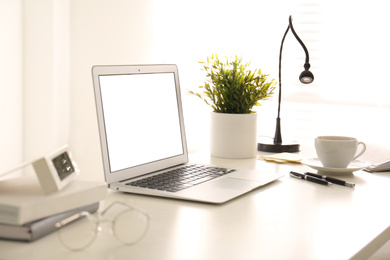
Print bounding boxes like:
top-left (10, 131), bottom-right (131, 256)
top-left (0, 0), bottom-right (70, 179)
top-left (1, 0), bottom-right (165, 181)
top-left (0, 0), bottom-right (23, 177)
top-left (23, 0), bottom-right (70, 160)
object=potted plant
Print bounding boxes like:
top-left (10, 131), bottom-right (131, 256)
top-left (190, 54), bottom-right (276, 158)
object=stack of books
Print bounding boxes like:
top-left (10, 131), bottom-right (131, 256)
top-left (0, 175), bottom-right (107, 242)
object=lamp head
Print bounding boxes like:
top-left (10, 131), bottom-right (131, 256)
top-left (299, 70), bottom-right (314, 84)
top-left (299, 62), bottom-right (314, 84)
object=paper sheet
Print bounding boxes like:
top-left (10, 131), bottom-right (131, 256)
top-left (259, 152), bottom-right (303, 164)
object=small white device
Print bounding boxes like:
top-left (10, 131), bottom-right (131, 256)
top-left (0, 145), bottom-right (79, 194)
top-left (32, 145), bottom-right (79, 194)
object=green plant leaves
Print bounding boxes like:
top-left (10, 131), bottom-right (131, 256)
top-left (190, 54), bottom-right (276, 114)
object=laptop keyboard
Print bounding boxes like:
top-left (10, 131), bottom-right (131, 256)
top-left (126, 164), bottom-right (236, 192)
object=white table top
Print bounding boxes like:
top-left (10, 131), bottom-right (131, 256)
top-left (1, 145), bottom-right (390, 260)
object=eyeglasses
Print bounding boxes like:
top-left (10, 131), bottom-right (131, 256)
top-left (55, 201), bottom-right (149, 251)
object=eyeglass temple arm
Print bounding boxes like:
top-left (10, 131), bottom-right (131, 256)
top-left (55, 212), bottom-right (90, 228)
top-left (100, 201), bottom-right (135, 216)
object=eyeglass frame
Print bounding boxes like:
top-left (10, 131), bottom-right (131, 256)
top-left (55, 201), bottom-right (150, 251)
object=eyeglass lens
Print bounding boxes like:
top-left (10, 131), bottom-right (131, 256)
top-left (114, 209), bottom-right (149, 245)
top-left (57, 203), bottom-right (149, 251)
top-left (57, 215), bottom-right (97, 251)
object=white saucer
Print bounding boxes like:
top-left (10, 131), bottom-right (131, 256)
top-left (301, 158), bottom-right (371, 175)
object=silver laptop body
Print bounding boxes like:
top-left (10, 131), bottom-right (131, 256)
top-left (92, 64), bottom-right (283, 204)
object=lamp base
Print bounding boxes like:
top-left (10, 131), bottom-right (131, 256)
top-left (257, 137), bottom-right (300, 153)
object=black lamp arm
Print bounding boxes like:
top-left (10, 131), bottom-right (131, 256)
top-left (289, 16), bottom-right (310, 65)
top-left (276, 24), bottom-right (290, 123)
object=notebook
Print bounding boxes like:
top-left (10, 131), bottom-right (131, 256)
top-left (91, 64), bottom-right (283, 204)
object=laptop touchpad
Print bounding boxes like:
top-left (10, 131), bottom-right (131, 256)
top-left (209, 177), bottom-right (261, 191)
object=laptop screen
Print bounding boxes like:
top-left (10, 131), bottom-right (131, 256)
top-left (98, 72), bottom-right (184, 173)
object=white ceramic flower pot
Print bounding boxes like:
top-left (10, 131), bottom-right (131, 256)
top-left (210, 112), bottom-right (257, 158)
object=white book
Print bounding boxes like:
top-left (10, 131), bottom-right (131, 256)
top-left (0, 176), bottom-right (107, 225)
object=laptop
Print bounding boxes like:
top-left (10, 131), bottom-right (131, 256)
top-left (91, 64), bottom-right (283, 204)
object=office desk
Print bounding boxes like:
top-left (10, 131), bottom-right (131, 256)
top-left (1, 148), bottom-right (390, 260)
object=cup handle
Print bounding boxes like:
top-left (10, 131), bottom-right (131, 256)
top-left (353, 142), bottom-right (366, 161)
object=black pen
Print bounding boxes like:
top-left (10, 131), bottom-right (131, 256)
top-left (290, 171), bottom-right (333, 186)
top-left (305, 172), bottom-right (355, 188)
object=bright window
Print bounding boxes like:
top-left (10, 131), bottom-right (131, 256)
top-left (149, 0), bottom-right (390, 149)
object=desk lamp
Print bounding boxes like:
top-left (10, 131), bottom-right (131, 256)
top-left (258, 15), bottom-right (314, 153)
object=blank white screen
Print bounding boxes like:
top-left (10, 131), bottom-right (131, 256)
top-left (99, 73), bottom-right (184, 172)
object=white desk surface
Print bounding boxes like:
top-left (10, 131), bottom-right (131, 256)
top-left (1, 144), bottom-right (390, 260)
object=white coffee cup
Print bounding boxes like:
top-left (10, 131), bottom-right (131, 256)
top-left (315, 136), bottom-right (366, 168)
